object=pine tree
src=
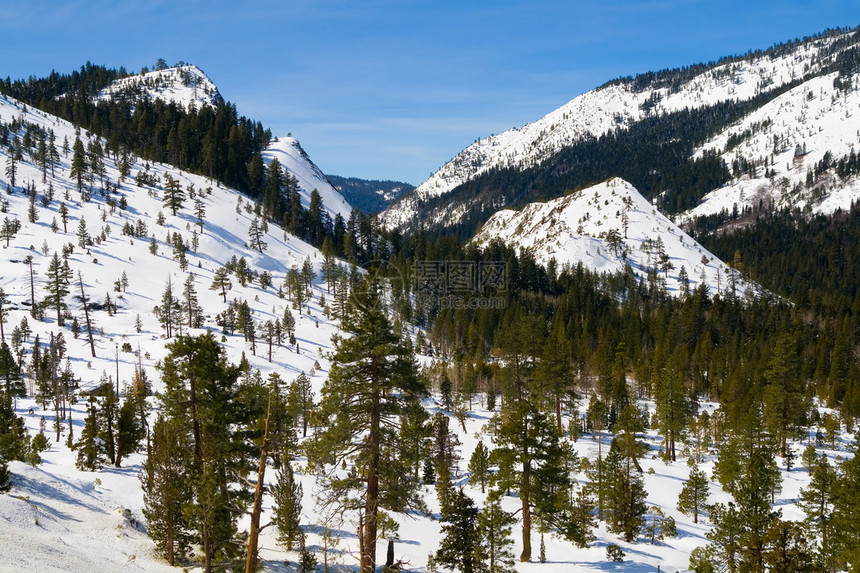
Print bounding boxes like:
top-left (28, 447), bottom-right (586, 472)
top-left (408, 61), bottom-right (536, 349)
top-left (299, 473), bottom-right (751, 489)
top-left (762, 520), bottom-right (820, 573)
top-left (76, 216), bottom-right (90, 248)
top-left (307, 280), bottom-right (425, 573)
top-left (5, 152), bottom-right (18, 189)
top-left (154, 278), bottom-right (182, 338)
top-left (653, 365), bottom-right (691, 462)
top-left (75, 396), bottom-right (105, 471)
top-left (468, 440), bottom-right (491, 493)
top-left (69, 136), bottom-right (86, 197)
top-left (210, 266), bottom-right (232, 303)
top-left (0, 217), bottom-right (16, 248)
top-left (568, 487), bottom-right (597, 548)
top-left (762, 332), bottom-right (805, 457)
top-left (96, 382), bottom-right (119, 466)
top-left (248, 217), bottom-right (267, 253)
top-left (436, 488), bottom-right (479, 573)
top-left (141, 415), bottom-right (193, 566)
top-left (272, 463), bottom-right (304, 551)
top-left (0, 341), bottom-right (24, 400)
top-left (678, 460), bottom-right (710, 524)
top-left (705, 412), bottom-right (782, 572)
top-left (58, 202), bottom-right (69, 233)
top-left (475, 497), bottom-right (517, 573)
top-left (43, 252), bottom-right (72, 326)
top-left (115, 392), bottom-right (145, 467)
top-left (181, 273), bottom-right (203, 329)
top-left (194, 197), bottom-right (206, 233)
top-left (834, 438), bottom-right (860, 569)
top-left (603, 439), bottom-right (647, 542)
top-left (0, 375), bottom-right (30, 463)
top-left (490, 398), bottom-right (578, 561)
top-left (799, 453), bottom-right (837, 568)
top-left (287, 372), bottom-right (314, 438)
top-left (701, 501), bottom-right (744, 572)
top-left (0, 288), bottom-right (7, 342)
top-left (162, 174), bottom-right (185, 216)
top-left (534, 323), bottom-right (575, 434)
top-left (0, 453), bottom-right (10, 492)
top-left (157, 333), bottom-right (248, 572)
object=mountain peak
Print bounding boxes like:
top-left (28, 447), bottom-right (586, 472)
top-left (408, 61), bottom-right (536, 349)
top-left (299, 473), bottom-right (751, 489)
top-left (96, 64), bottom-right (224, 109)
top-left (473, 178), bottom-right (756, 298)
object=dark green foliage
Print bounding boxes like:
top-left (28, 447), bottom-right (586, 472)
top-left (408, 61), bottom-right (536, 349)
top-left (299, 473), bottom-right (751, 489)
top-left (154, 332), bottom-right (249, 572)
top-left (0, 454), bottom-right (10, 492)
top-left (271, 463), bottom-right (303, 551)
top-left (762, 520), bottom-right (822, 573)
top-left (490, 398), bottom-right (579, 560)
top-left (115, 391), bottom-right (146, 467)
top-left (468, 440), bottom-right (491, 493)
top-left (0, 384), bottom-right (30, 464)
top-left (43, 252), bottom-right (72, 326)
top-left (762, 333), bottom-right (806, 457)
top-left (832, 438), bottom-right (860, 569)
top-left (653, 365), bottom-right (692, 462)
top-left (141, 416), bottom-right (193, 566)
top-left (69, 137), bottom-right (86, 195)
top-left (702, 413), bottom-right (782, 572)
top-left (0, 342), bottom-right (23, 400)
top-left (307, 281), bottom-right (425, 573)
top-left (436, 488), bottom-right (479, 573)
top-left (602, 439), bottom-right (647, 542)
top-left (475, 497), bottom-right (516, 573)
top-left (75, 396), bottom-right (105, 471)
top-left (606, 543), bottom-right (625, 562)
top-left (298, 537), bottom-right (318, 573)
top-left (162, 174), bottom-right (184, 216)
top-left (325, 175), bottom-right (414, 214)
top-left (678, 461), bottom-right (710, 524)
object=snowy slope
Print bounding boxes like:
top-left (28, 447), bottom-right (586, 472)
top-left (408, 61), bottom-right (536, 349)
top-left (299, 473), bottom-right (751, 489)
top-left (681, 70), bottom-right (860, 222)
top-left (473, 178), bottom-right (755, 297)
top-left (96, 65), bottom-right (352, 220)
top-left (0, 91), bottom-right (343, 570)
top-left (263, 137), bottom-right (353, 221)
top-left (96, 65), bottom-right (224, 109)
top-left (380, 30), bottom-right (857, 230)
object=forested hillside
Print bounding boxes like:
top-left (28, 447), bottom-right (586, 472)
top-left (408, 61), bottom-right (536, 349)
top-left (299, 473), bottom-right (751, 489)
top-left (1, 43), bottom-right (860, 573)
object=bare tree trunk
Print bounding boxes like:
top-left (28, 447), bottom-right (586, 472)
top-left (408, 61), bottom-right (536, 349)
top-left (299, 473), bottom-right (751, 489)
top-left (79, 272), bottom-right (96, 358)
top-left (385, 538), bottom-right (394, 569)
top-left (245, 394), bottom-right (272, 573)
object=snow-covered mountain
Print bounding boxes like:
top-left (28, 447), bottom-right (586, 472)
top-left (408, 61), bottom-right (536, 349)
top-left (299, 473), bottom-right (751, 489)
top-left (681, 69), bottom-right (860, 222)
top-left (472, 178), bottom-right (755, 297)
top-left (96, 64), bottom-right (224, 109)
top-left (263, 136), bottom-right (353, 221)
top-left (380, 28), bottom-right (860, 232)
top-left (96, 65), bottom-right (353, 220)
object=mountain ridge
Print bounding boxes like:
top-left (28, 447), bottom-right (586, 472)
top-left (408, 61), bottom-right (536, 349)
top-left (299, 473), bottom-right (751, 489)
top-left (472, 177), bottom-right (756, 298)
top-left (380, 26), bottom-right (860, 235)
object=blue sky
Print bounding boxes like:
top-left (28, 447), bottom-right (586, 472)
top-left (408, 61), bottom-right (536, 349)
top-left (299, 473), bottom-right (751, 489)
top-left (1, 1), bottom-right (857, 185)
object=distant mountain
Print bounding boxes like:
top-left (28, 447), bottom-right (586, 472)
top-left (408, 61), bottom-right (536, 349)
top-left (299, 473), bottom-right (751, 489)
top-left (326, 175), bottom-right (414, 214)
top-left (472, 178), bottom-right (756, 297)
top-left (380, 26), bottom-right (860, 236)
